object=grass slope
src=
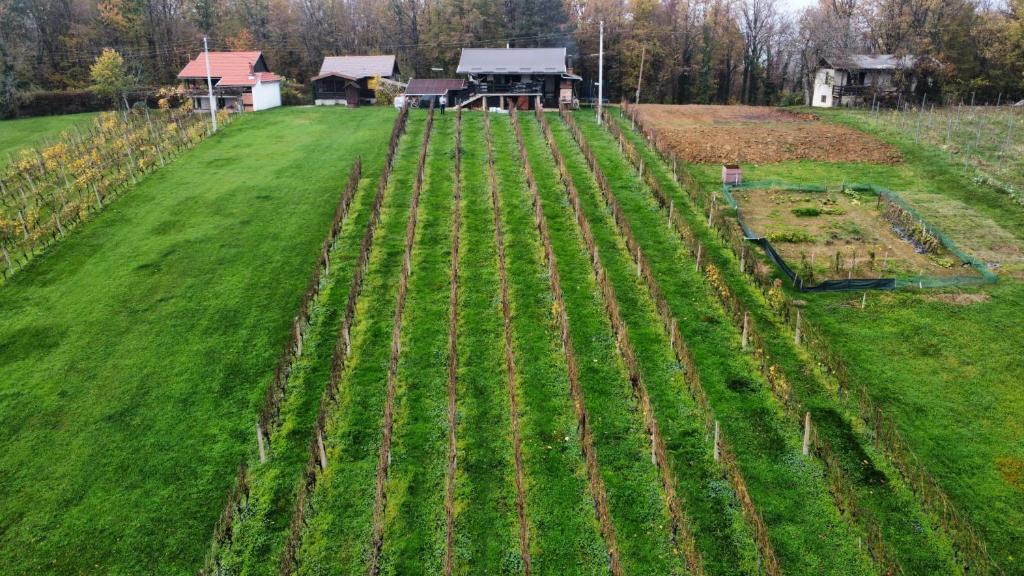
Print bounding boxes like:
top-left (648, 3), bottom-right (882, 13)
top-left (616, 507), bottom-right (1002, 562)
top-left (515, 116), bottom-right (683, 574)
top-left (215, 116), bottom-right (396, 574)
top-left (0, 106), bottom-right (395, 575)
top-left (450, 113), bottom-right (521, 573)
top-left (489, 115), bottom-right (608, 574)
top-left (295, 112), bottom-right (426, 575)
top-left (575, 110), bottom-right (874, 576)
top-left (378, 112), bottom-right (455, 573)
top-left (690, 111), bottom-right (1024, 572)
top-left (0, 112), bottom-right (100, 169)
top-left (545, 114), bottom-right (761, 575)
top-left (611, 111), bottom-right (961, 573)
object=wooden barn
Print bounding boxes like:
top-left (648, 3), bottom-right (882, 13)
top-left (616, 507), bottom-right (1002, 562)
top-left (312, 55), bottom-right (401, 106)
top-left (404, 78), bottom-right (467, 107)
top-left (455, 47), bottom-right (580, 110)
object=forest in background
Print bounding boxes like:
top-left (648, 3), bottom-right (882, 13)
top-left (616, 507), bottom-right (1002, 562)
top-left (1, 0), bottom-right (1023, 117)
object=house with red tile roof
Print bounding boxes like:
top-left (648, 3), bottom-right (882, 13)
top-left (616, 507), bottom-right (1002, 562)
top-left (177, 51), bottom-right (282, 112)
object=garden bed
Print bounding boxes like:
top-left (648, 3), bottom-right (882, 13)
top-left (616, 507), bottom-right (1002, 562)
top-left (730, 186), bottom-right (966, 280)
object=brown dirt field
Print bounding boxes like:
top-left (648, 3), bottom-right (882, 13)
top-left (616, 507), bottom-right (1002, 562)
top-left (636, 104), bottom-right (902, 165)
top-left (733, 188), bottom-right (974, 281)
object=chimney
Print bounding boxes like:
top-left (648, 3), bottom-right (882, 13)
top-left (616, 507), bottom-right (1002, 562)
top-left (248, 62), bottom-right (255, 80)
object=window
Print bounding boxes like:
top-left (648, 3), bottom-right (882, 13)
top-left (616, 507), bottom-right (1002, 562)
top-left (821, 94), bottom-right (827, 103)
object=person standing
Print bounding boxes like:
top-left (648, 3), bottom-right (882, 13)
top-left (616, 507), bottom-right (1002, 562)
top-left (439, 94), bottom-right (447, 115)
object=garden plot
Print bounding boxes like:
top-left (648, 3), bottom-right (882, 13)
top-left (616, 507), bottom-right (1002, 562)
top-left (893, 190), bottom-right (1024, 277)
top-left (634, 104), bottom-right (901, 164)
top-left (730, 186), bottom-right (971, 280)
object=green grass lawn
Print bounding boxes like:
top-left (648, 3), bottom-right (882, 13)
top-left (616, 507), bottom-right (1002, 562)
top-left (0, 112), bottom-right (101, 169)
top-left (488, 114), bottom-right (608, 574)
top-left (450, 113), bottom-right (521, 573)
top-left (0, 106), bottom-right (395, 575)
top-left (682, 107), bottom-right (1024, 572)
top-left (295, 113), bottom-right (427, 575)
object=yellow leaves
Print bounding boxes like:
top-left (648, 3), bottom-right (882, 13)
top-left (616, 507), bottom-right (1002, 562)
top-left (42, 142), bottom-right (68, 172)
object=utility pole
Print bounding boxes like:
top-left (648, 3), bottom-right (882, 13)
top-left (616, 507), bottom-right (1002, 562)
top-left (203, 36), bottom-right (218, 133)
top-left (635, 46), bottom-right (645, 105)
top-left (597, 20), bottom-right (604, 125)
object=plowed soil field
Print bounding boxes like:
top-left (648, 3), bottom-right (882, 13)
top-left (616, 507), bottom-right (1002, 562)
top-left (635, 104), bottom-right (902, 164)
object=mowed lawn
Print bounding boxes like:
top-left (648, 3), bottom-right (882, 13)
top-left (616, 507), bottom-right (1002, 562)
top-left (0, 112), bottom-right (101, 169)
top-left (0, 106), bottom-right (395, 574)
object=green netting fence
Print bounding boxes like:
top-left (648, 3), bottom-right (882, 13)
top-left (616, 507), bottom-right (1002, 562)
top-left (720, 181), bottom-right (997, 291)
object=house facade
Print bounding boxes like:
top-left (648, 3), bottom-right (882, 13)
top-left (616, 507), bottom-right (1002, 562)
top-left (177, 51), bottom-right (282, 112)
top-left (312, 55), bottom-right (401, 106)
top-left (813, 54), bottom-right (917, 108)
top-left (455, 48), bottom-right (581, 110)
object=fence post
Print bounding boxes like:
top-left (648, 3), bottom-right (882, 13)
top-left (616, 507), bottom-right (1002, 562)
top-left (317, 428), bottom-right (328, 470)
top-left (794, 310), bottom-right (802, 346)
top-left (256, 422), bottom-right (267, 464)
top-left (802, 412), bottom-right (812, 456)
top-left (713, 420), bottom-right (720, 461)
top-left (741, 312), bottom-right (749, 350)
top-left (695, 244), bottom-right (702, 271)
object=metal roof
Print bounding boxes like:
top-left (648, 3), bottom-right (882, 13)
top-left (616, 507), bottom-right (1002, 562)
top-left (405, 78), bottom-right (466, 96)
top-left (317, 55), bottom-right (397, 80)
top-left (457, 48), bottom-right (567, 75)
top-left (177, 51), bottom-right (266, 79)
top-left (821, 54), bottom-right (916, 70)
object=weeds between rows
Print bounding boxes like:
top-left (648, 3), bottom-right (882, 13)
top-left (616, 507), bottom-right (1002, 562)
top-left (286, 112), bottom-right (427, 575)
top-left (542, 111), bottom-right (762, 576)
top-left (534, 105), bottom-right (707, 575)
top-left (611, 107), bottom-right (974, 574)
top-left (513, 109), bottom-right (685, 574)
top-left (619, 114), bottom-right (960, 572)
top-left (506, 110), bottom-right (631, 573)
top-left (488, 114), bottom-right (608, 575)
top-left (569, 110), bottom-right (876, 576)
top-left (465, 110), bottom-right (530, 572)
top-left (367, 104), bottom-right (436, 574)
top-left (443, 110), bottom-right (463, 575)
top-left (373, 108), bottom-right (454, 574)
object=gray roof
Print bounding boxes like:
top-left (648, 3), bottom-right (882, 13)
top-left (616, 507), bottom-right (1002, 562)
top-left (406, 78), bottom-right (466, 96)
top-left (316, 55), bottom-right (397, 80)
top-left (457, 48), bottom-right (567, 75)
top-left (821, 54), bottom-right (916, 71)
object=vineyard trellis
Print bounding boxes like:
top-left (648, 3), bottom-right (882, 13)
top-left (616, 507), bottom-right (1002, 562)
top-left (618, 102), bottom-right (995, 575)
top-left (508, 106), bottom-right (623, 576)
top-left (534, 102), bottom-right (705, 576)
top-left (558, 106), bottom-right (783, 576)
top-left (605, 105), bottom-right (909, 574)
top-left (199, 151), bottom-right (367, 575)
top-left (442, 108), bottom-right (462, 576)
top-left (274, 104), bottom-right (411, 576)
top-left (367, 103), bottom-right (435, 576)
top-left (0, 104), bottom-right (223, 280)
top-left (483, 109), bottom-right (533, 574)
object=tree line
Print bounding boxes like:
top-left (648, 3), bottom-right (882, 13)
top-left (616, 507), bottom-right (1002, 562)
top-left (1, 0), bottom-right (1022, 116)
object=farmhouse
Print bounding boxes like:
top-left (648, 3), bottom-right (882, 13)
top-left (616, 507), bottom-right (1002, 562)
top-left (403, 78), bottom-right (467, 107)
top-left (312, 55), bottom-right (401, 106)
top-left (456, 47), bottom-right (581, 109)
top-left (177, 51), bottom-right (282, 112)
top-left (812, 54), bottom-right (917, 108)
